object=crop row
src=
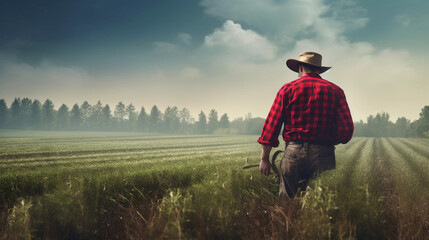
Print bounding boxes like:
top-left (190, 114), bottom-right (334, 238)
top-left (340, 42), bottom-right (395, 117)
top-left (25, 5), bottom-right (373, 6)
top-left (1, 134), bottom-right (428, 239)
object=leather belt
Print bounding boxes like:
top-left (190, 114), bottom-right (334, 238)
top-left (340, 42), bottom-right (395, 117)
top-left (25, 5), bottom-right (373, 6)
top-left (287, 140), bottom-right (333, 146)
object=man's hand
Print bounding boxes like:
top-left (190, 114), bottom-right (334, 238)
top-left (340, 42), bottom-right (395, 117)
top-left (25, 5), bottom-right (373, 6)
top-left (259, 144), bottom-right (273, 176)
top-left (259, 159), bottom-right (272, 176)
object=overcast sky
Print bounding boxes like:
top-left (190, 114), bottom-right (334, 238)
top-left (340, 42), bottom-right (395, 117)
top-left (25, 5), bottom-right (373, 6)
top-left (1, 0), bottom-right (428, 121)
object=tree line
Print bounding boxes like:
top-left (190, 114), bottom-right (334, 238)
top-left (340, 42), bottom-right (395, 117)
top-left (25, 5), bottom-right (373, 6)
top-left (353, 106), bottom-right (429, 138)
top-left (0, 98), bottom-right (264, 134)
top-left (0, 98), bottom-right (427, 138)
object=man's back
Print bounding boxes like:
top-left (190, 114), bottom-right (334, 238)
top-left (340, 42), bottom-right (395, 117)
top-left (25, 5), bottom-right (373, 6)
top-left (280, 73), bottom-right (353, 144)
top-left (258, 73), bottom-right (353, 147)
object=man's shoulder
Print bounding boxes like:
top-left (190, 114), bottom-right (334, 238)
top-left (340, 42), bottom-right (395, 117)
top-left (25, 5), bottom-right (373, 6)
top-left (279, 76), bottom-right (344, 94)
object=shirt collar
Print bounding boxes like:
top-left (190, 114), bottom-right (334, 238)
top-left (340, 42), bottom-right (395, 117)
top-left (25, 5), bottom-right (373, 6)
top-left (302, 73), bottom-right (321, 78)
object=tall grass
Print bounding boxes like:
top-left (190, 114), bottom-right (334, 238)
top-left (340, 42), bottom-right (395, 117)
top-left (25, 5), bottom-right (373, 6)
top-left (0, 133), bottom-right (428, 239)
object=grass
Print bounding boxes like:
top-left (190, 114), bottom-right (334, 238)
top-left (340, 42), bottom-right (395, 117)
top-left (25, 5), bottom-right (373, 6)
top-left (0, 131), bottom-right (428, 239)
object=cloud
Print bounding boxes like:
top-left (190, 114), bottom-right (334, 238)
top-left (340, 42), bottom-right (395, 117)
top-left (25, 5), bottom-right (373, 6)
top-left (325, 0), bottom-right (369, 31)
top-left (153, 41), bottom-right (180, 53)
top-left (393, 14), bottom-right (411, 27)
top-left (196, 1), bottom-right (426, 121)
top-left (202, 20), bottom-right (278, 62)
top-left (200, 0), bottom-right (367, 44)
top-left (177, 33), bottom-right (192, 45)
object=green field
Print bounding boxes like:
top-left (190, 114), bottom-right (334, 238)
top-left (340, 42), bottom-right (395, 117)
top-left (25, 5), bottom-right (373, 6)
top-left (0, 131), bottom-right (428, 239)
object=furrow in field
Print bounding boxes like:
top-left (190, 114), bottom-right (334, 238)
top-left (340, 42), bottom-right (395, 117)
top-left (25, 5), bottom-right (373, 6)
top-left (370, 139), bottom-right (395, 197)
top-left (373, 138), bottom-right (401, 238)
top-left (0, 145), bottom-right (257, 172)
top-left (0, 141), bottom-right (253, 160)
top-left (379, 138), bottom-right (429, 239)
top-left (0, 142), bottom-right (255, 165)
top-left (336, 138), bottom-right (369, 187)
top-left (0, 135), bottom-right (256, 156)
top-left (417, 138), bottom-right (429, 144)
top-left (334, 137), bottom-right (365, 156)
top-left (397, 138), bottom-right (429, 158)
top-left (353, 138), bottom-right (376, 185)
top-left (3, 149), bottom-right (256, 177)
top-left (385, 138), bottom-right (429, 189)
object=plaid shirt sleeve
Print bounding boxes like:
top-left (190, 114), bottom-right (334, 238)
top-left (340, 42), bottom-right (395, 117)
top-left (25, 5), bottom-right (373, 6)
top-left (334, 89), bottom-right (354, 144)
top-left (257, 88), bottom-right (286, 147)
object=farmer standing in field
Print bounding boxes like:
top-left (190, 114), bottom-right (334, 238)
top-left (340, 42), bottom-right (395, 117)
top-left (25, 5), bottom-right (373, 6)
top-left (258, 51), bottom-right (354, 199)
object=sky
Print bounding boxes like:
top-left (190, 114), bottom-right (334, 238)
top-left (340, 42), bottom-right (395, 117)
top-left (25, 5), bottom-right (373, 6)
top-left (0, 0), bottom-right (428, 121)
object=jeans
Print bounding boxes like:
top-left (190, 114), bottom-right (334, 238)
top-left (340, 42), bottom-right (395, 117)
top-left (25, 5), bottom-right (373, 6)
top-left (279, 142), bottom-right (336, 199)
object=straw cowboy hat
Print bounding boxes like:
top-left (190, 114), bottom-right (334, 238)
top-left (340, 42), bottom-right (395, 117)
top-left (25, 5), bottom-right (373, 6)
top-left (286, 52), bottom-right (331, 73)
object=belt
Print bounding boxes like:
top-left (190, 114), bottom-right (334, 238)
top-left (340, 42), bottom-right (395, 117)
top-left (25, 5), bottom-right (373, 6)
top-left (287, 140), bottom-right (333, 146)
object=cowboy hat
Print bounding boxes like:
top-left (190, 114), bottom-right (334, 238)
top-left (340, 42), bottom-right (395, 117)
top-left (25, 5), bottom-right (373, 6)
top-left (286, 51), bottom-right (331, 73)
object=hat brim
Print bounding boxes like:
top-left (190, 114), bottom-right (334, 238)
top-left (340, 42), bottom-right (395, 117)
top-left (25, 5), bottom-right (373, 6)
top-left (286, 59), bottom-right (331, 73)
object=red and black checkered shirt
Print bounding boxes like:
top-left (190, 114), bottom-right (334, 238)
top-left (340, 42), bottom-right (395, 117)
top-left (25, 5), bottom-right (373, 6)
top-left (258, 73), bottom-right (354, 147)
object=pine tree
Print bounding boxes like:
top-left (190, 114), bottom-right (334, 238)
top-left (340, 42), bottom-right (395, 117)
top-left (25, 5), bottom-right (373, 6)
top-left (179, 108), bottom-right (193, 133)
top-left (90, 101), bottom-right (103, 130)
top-left (57, 104), bottom-right (70, 130)
top-left (208, 109), bottom-right (219, 133)
top-left (30, 100), bottom-right (42, 129)
top-left (149, 105), bottom-right (161, 132)
top-left (42, 99), bottom-right (55, 130)
top-left (81, 101), bottom-right (93, 130)
top-left (70, 104), bottom-right (82, 130)
top-left (126, 104), bottom-right (137, 130)
top-left (21, 98), bottom-right (32, 129)
top-left (0, 99), bottom-right (8, 128)
top-left (163, 106), bottom-right (180, 133)
top-left (197, 111), bottom-right (207, 134)
top-left (9, 98), bottom-right (21, 129)
top-left (137, 106), bottom-right (149, 132)
top-left (102, 104), bottom-right (112, 131)
top-left (219, 113), bottom-right (230, 129)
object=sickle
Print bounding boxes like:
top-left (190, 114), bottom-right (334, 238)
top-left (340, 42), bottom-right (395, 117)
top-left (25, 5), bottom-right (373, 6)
top-left (241, 150), bottom-right (284, 182)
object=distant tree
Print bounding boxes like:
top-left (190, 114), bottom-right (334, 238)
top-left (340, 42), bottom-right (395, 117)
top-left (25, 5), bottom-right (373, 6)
top-left (30, 100), bottom-right (42, 129)
top-left (101, 104), bottom-right (112, 130)
top-left (410, 105), bottom-right (429, 137)
top-left (219, 113), bottom-right (230, 129)
top-left (149, 105), bottom-right (162, 132)
top-left (9, 98), bottom-right (21, 129)
top-left (0, 99), bottom-right (8, 128)
top-left (163, 106), bottom-right (180, 133)
top-left (196, 111), bottom-right (207, 134)
top-left (57, 104), bottom-right (70, 130)
top-left (208, 109), bottom-right (219, 133)
top-left (80, 101), bottom-right (93, 130)
top-left (126, 103), bottom-right (137, 130)
top-left (179, 108), bottom-right (193, 133)
top-left (90, 101), bottom-right (103, 130)
top-left (367, 112), bottom-right (391, 137)
top-left (393, 117), bottom-right (410, 137)
top-left (245, 117), bottom-right (265, 134)
top-left (137, 106), bottom-right (149, 132)
top-left (179, 108), bottom-right (192, 124)
top-left (230, 117), bottom-right (245, 134)
top-left (70, 104), bottom-right (82, 130)
top-left (21, 98), bottom-right (32, 129)
top-left (42, 99), bottom-right (55, 130)
top-left (114, 101), bottom-right (126, 122)
top-left (352, 120), bottom-right (367, 137)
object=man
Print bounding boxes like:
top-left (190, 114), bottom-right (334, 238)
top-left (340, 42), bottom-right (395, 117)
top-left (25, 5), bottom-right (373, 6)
top-left (257, 51), bottom-right (354, 199)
